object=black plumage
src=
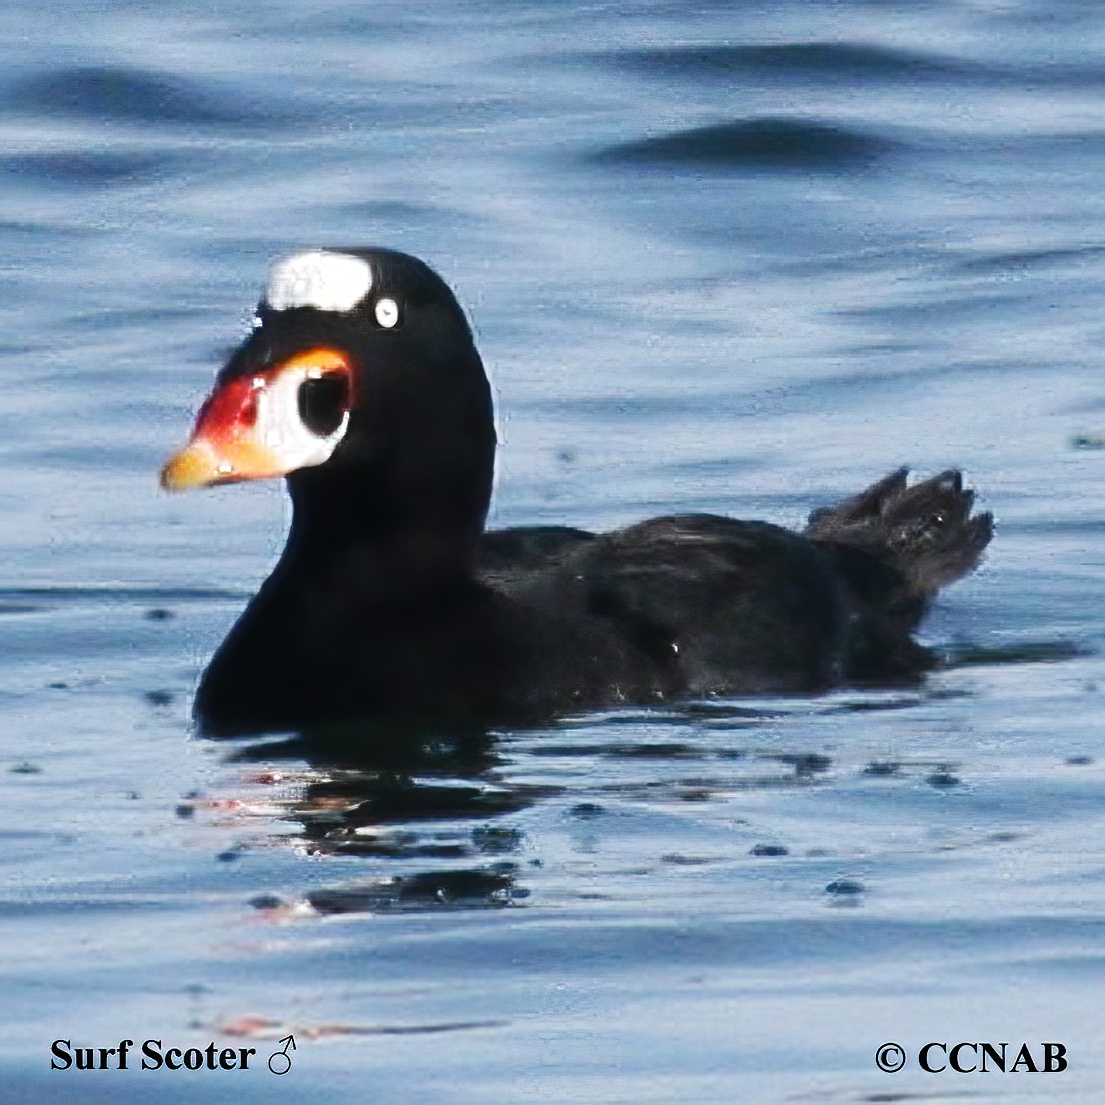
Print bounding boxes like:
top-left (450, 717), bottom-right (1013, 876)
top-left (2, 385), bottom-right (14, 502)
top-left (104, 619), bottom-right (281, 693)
top-left (176, 248), bottom-right (993, 736)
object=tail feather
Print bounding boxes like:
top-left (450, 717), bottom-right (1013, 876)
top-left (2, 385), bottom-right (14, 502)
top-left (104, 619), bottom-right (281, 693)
top-left (805, 468), bottom-right (993, 600)
top-left (803, 469), bottom-right (992, 683)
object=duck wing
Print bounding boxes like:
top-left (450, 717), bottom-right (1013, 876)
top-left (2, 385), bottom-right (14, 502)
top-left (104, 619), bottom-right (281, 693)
top-left (502, 514), bottom-right (847, 700)
top-left (489, 470), bottom-right (993, 704)
top-left (477, 525), bottom-right (594, 581)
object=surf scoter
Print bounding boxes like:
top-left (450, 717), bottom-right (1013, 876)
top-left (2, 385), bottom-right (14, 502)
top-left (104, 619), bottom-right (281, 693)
top-left (161, 248), bottom-right (992, 736)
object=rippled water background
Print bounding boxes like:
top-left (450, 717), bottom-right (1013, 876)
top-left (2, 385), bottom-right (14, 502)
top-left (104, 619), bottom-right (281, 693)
top-left (5, 1), bottom-right (1105, 1101)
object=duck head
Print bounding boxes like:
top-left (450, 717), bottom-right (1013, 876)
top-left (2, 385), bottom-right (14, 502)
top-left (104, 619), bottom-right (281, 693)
top-left (161, 248), bottom-right (496, 566)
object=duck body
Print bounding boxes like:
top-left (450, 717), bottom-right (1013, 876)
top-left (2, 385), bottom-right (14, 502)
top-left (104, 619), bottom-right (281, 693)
top-left (164, 248), bottom-right (992, 737)
top-left (197, 515), bottom-right (841, 733)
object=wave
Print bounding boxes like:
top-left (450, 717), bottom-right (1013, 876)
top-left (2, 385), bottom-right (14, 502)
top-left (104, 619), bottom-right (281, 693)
top-left (5, 66), bottom-right (283, 126)
top-left (605, 42), bottom-right (982, 83)
top-left (594, 117), bottom-right (893, 170)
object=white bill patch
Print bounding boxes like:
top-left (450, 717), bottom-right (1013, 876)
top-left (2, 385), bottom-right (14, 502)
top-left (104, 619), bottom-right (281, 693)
top-left (255, 365), bottom-right (350, 471)
top-left (265, 251), bottom-right (372, 313)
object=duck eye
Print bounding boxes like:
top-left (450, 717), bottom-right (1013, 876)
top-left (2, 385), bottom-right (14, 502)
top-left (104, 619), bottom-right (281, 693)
top-left (297, 373), bottom-right (349, 437)
top-left (374, 297), bottom-right (400, 328)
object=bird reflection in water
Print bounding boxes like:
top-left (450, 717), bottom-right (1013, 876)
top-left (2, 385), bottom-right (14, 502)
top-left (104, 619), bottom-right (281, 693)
top-left (204, 721), bottom-right (541, 915)
top-left (182, 687), bottom-right (998, 922)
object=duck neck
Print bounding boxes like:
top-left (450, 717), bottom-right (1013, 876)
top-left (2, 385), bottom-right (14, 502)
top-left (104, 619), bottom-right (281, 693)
top-left (279, 455), bottom-right (490, 604)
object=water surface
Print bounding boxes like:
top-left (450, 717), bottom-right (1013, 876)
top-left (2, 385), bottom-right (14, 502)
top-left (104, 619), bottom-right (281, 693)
top-left (4, 1), bottom-right (1105, 1101)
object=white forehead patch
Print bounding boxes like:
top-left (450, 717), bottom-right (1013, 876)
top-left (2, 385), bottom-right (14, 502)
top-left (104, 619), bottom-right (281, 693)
top-left (265, 250), bottom-right (372, 313)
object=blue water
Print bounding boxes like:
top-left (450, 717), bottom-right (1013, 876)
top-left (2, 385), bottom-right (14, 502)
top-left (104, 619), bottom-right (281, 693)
top-left (4, 1), bottom-right (1105, 1101)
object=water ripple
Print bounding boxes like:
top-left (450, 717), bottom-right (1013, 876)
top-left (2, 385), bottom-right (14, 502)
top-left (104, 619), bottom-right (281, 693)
top-left (5, 66), bottom-right (279, 126)
top-left (594, 117), bottom-right (895, 170)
